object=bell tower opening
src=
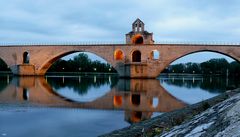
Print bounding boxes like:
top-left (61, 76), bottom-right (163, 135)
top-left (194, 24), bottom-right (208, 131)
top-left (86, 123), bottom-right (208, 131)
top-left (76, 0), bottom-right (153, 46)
top-left (132, 18), bottom-right (145, 33)
top-left (132, 34), bottom-right (144, 44)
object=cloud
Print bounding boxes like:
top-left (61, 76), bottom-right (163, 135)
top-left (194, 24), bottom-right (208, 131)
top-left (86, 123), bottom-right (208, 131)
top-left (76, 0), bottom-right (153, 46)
top-left (0, 0), bottom-right (240, 43)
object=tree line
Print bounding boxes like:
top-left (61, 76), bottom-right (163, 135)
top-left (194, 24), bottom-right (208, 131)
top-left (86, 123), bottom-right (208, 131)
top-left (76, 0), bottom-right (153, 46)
top-left (48, 53), bottom-right (117, 73)
top-left (164, 58), bottom-right (240, 76)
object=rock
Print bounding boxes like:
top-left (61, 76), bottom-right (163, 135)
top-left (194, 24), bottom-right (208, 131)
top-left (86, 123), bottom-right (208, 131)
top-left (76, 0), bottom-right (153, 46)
top-left (158, 90), bottom-right (240, 137)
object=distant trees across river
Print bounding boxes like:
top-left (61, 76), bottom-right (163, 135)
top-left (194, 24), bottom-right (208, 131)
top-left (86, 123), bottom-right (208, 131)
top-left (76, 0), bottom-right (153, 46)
top-left (48, 53), bottom-right (117, 73)
top-left (163, 58), bottom-right (240, 77)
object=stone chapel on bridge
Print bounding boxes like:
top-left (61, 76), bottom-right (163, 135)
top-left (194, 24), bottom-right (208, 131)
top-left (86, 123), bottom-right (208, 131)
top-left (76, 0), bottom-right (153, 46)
top-left (126, 18), bottom-right (154, 44)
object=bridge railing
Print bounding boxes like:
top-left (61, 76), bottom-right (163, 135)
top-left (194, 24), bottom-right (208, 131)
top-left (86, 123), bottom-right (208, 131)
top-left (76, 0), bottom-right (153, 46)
top-left (0, 41), bottom-right (125, 46)
top-left (154, 41), bottom-right (240, 46)
top-left (0, 41), bottom-right (240, 46)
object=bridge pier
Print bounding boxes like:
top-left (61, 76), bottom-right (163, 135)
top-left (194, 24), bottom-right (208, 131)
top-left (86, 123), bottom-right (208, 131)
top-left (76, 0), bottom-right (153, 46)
top-left (117, 63), bottom-right (160, 78)
top-left (11, 64), bottom-right (36, 76)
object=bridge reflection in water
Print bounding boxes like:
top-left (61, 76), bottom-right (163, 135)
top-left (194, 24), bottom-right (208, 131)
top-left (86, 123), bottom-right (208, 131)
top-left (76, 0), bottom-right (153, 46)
top-left (0, 75), bottom-right (186, 124)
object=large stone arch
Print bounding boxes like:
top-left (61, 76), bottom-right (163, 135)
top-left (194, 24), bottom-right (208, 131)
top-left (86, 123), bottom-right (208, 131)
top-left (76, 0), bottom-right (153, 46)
top-left (157, 49), bottom-right (240, 76)
top-left (38, 50), bottom-right (117, 75)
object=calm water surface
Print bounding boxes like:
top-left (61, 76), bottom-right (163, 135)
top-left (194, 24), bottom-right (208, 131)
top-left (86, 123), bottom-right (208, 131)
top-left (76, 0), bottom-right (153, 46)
top-left (0, 74), bottom-right (239, 137)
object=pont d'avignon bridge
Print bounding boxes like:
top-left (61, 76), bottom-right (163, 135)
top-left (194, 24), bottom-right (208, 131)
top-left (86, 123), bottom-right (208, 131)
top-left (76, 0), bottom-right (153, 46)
top-left (1, 19), bottom-right (240, 78)
top-left (1, 42), bottom-right (240, 78)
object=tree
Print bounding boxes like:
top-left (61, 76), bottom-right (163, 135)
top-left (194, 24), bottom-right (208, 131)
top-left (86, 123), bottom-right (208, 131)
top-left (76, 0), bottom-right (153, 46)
top-left (166, 58), bottom-right (240, 77)
top-left (200, 58), bottom-right (229, 75)
top-left (168, 63), bottom-right (185, 73)
top-left (48, 53), bottom-right (117, 73)
top-left (229, 61), bottom-right (240, 76)
top-left (185, 63), bottom-right (201, 74)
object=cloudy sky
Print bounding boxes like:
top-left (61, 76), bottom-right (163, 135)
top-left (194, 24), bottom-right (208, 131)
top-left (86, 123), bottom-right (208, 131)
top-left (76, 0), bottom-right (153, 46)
top-left (1, 0), bottom-right (240, 63)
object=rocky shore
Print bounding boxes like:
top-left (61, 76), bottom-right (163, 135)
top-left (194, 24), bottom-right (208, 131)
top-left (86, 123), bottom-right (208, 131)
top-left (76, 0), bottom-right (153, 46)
top-left (101, 88), bottom-right (240, 137)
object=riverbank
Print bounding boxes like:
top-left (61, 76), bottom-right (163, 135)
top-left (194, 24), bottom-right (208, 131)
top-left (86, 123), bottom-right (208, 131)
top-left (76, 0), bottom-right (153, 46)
top-left (101, 88), bottom-right (240, 137)
top-left (160, 73), bottom-right (230, 77)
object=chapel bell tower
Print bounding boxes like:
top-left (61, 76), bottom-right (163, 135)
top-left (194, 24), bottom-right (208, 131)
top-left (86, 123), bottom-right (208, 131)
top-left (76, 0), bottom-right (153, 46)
top-left (126, 18), bottom-right (154, 45)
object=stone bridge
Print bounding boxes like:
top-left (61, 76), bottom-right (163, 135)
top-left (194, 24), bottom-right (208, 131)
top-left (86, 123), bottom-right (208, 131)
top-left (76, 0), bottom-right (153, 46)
top-left (0, 44), bottom-right (240, 78)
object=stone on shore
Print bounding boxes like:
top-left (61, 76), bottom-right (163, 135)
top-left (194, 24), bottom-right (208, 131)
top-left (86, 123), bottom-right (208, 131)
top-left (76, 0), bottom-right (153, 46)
top-left (158, 90), bottom-right (240, 137)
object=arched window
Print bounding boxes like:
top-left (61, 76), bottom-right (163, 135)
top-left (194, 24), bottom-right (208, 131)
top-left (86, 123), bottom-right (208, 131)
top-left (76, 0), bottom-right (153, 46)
top-left (114, 50), bottom-right (124, 60)
top-left (135, 24), bottom-right (138, 31)
top-left (23, 52), bottom-right (30, 64)
top-left (150, 50), bottom-right (160, 60)
top-left (132, 50), bottom-right (141, 62)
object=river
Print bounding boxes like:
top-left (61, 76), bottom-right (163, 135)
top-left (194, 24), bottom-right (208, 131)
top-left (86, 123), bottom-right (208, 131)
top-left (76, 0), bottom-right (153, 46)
top-left (0, 74), bottom-right (239, 137)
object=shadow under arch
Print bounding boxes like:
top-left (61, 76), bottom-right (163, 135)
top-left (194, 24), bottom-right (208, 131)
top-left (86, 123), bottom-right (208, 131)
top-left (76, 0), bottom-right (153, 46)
top-left (158, 50), bottom-right (240, 75)
top-left (0, 57), bottom-right (12, 74)
top-left (38, 50), bottom-right (118, 75)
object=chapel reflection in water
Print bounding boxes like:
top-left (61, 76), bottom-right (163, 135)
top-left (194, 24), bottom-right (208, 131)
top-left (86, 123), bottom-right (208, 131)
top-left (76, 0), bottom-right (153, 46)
top-left (112, 79), bottom-right (186, 123)
top-left (0, 75), bottom-right (187, 124)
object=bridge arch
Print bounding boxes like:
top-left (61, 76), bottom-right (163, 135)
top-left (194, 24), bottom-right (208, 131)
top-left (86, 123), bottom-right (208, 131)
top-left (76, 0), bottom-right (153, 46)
top-left (158, 50), bottom-right (240, 76)
top-left (170, 50), bottom-right (238, 64)
top-left (38, 50), bottom-right (117, 75)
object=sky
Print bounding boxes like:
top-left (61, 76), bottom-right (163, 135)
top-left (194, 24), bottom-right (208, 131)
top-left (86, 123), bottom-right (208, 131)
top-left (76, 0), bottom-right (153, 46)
top-left (0, 0), bottom-right (240, 63)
